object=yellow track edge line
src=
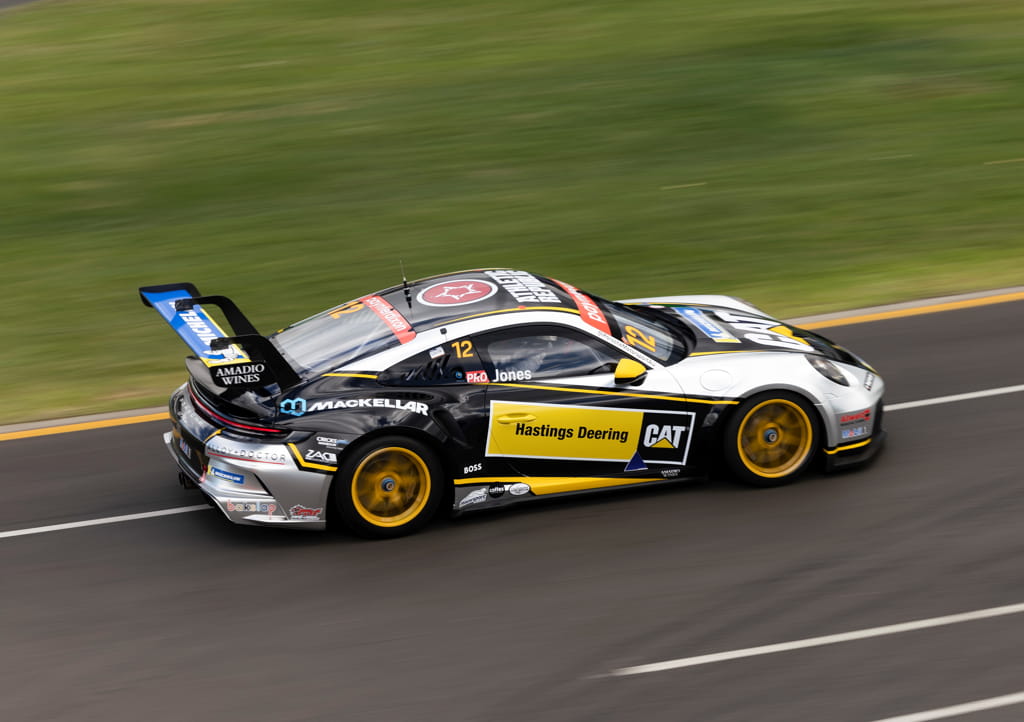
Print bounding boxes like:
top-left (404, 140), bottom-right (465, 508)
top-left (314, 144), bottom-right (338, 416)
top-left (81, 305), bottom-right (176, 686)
top-left (800, 291), bottom-right (1024, 330)
top-left (0, 412), bottom-right (170, 442)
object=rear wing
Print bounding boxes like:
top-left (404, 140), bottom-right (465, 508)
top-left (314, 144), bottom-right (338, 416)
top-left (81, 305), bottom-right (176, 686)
top-left (139, 283), bottom-right (300, 390)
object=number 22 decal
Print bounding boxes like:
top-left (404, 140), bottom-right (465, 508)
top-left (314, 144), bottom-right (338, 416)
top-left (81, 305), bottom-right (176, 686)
top-left (623, 325), bottom-right (656, 353)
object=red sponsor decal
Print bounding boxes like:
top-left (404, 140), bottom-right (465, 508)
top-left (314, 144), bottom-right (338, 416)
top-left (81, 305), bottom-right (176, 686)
top-left (417, 279), bottom-right (498, 307)
top-left (359, 294), bottom-right (416, 344)
top-left (552, 279), bottom-right (611, 335)
top-left (841, 409), bottom-right (871, 424)
top-left (466, 369), bottom-right (489, 383)
top-left (288, 505), bottom-right (323, 519)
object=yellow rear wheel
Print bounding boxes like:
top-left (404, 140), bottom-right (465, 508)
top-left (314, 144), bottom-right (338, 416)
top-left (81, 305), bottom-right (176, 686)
top-left (351, 447), bottom-right (432, 527)
top-left (334, 436), bottom-right (443, 537)
top-left (725, 393), bottom-right (818, 487)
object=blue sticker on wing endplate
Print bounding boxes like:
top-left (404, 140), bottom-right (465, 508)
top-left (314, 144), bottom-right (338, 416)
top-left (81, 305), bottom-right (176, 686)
top-left (140, 288), bottom-right (250, 365)
top-left (674, 307), bottom-right (740, 343)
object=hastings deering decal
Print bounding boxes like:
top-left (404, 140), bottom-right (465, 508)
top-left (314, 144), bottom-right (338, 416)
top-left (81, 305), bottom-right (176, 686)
top-left (486, 401), bottom-right (696, 465)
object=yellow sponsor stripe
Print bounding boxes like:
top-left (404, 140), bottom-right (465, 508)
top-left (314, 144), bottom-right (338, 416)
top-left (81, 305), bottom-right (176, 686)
top-left (286, 443), bottom-right (338, 472)
top-left (823, 438), bottom-right (873, 455)
top-left (0, 412), bottom-right (170, 442)
top-left (453, 476), bottom-right (663, 495)
top-left (689, 350), bottom-right (760, 357)
top-left (322, 373), bottom-right (379, 379)
top-left (801, 291), bottom-right (1024, 330)
top-left (487, 382), bottom-right (737, 405)
top-left (446, 306), bottom-right (578, 324)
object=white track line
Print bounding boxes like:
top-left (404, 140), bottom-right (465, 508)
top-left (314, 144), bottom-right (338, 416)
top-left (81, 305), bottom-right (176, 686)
top-left (2, 384), bottom-right (1021, 540)
top-left (870, 690), bottom-right (1024, 722)
top-left (885, 384), bottom-right (1024, 411)
top-left (0, 505), bottom-right (210, 539)
top-left (606, 602), bottom-right (1024, 677)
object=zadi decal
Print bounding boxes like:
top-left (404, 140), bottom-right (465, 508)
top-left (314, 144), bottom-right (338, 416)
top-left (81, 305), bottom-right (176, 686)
top-left (486, 401), bottom-right (695, 466)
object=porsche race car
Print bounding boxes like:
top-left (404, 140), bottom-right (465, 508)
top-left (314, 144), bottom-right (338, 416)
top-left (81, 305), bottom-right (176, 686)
top-left (140, 269), bottom-right (885, 537)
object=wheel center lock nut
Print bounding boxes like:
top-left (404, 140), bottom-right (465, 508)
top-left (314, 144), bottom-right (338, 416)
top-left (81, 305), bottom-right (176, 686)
top-left (763, 428), bottom-right (779, 444)
top-left (381, 477), bottom-right (396, 492)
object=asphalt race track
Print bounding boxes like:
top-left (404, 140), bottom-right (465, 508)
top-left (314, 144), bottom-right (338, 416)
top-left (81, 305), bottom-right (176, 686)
top-left (2, 299), bottom-right (1023, 722)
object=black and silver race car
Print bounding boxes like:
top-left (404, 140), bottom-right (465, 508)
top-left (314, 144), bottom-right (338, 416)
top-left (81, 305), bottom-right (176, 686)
top-left (140, 269), bottom-right (884, 537)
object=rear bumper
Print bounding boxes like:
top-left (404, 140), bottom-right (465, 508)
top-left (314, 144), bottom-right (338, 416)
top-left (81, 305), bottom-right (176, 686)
top-left (161, 389), bottom-right (331, 530)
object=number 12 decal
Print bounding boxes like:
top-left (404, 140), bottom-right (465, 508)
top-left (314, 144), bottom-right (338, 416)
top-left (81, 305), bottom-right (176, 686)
top-left (451, 340), bottom-right (474, 358)
top-left (623, 325), bottom-right (657, 353)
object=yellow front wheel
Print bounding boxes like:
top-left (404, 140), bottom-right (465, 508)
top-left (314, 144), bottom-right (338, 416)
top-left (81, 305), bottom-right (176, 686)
top-left (334, 436), bottom-right (443, 538)
top-left (724, 393), bottom-right (818, 487)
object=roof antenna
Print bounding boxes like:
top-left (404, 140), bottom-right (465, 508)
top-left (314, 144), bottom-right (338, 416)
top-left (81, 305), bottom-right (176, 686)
top-left (400, 260), bottom-right (413, 311)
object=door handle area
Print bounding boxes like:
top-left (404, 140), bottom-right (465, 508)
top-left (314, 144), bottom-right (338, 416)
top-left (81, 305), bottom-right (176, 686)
top-left (497, 413), bottom-right (536, 424)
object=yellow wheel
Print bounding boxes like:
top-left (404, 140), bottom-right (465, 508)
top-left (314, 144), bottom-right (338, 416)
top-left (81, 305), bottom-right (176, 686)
top-left (725, 393), bottom-right (818, 487)
top-left (334, 436), bottom-right (443, 538)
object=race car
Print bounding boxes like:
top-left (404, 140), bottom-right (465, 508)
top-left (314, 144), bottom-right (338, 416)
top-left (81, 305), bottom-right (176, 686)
top-left (140, 269), bottom-right (885, 538)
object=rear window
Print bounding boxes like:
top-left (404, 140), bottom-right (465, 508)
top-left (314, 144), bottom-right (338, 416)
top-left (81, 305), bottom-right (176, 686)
top-left (271, 300), bottom-right (403, 376)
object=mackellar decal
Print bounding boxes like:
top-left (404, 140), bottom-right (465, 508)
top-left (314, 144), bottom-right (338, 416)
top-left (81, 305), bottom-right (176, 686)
top-left (280, 397), bottom-right (429, 417)
top-left (486, 401), bottom-right (695, 466)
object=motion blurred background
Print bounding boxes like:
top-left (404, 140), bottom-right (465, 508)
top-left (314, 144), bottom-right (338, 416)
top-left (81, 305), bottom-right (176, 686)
top-left (3, 0), bottom-right (1022, 423)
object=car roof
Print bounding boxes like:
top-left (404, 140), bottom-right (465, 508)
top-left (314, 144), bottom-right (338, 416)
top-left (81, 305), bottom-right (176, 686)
top-left (350, 269), bottom-right (576, 328)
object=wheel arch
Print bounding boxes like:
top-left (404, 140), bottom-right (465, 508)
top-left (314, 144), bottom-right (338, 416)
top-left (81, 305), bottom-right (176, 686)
top-left (327, 425), bottom-right (456, 510)
top-left (720, 383), bottom-right (827, 433)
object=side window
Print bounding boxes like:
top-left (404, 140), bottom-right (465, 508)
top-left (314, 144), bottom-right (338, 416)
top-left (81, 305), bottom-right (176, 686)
top-left (480, 327), bottom-right (620, 382)
top-left (378, 338), bottom-right (484, 386)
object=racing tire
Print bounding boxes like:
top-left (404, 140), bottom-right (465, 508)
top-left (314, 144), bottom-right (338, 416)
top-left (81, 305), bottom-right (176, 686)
top-left (332, 435), bottom-right (444, 538)
top-left (724, 392), bottom-right (819, 488)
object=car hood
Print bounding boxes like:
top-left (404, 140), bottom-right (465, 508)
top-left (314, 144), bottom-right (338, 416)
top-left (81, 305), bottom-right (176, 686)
top-left (633, 302), bottom-right (820, 356)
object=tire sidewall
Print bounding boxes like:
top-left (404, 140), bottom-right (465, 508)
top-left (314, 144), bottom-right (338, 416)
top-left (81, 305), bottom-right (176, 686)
top-left (332, 434), bottom-right (444, 538)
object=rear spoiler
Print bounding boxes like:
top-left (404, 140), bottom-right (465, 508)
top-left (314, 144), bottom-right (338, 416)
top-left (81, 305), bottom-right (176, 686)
top-left (140, 283), bottom-right (301, 390)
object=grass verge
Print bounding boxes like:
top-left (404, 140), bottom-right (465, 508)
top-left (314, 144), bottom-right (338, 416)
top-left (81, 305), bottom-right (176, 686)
top-left (2, 0), bottom-right (1023, 423)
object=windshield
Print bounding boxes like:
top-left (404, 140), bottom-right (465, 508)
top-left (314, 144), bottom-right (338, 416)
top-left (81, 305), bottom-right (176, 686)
top-left (271, 300), bottom-right (405, 377)
top-left (604, 301), bottom-right (691, 365)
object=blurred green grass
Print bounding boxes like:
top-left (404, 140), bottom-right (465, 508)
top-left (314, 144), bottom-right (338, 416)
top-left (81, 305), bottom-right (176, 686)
top-left (2, 0), bottom-right (1023, 423)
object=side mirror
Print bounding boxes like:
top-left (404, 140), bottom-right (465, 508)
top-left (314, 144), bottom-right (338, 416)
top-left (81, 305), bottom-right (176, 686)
top-left (614, 358), bottom-right (648, 385)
